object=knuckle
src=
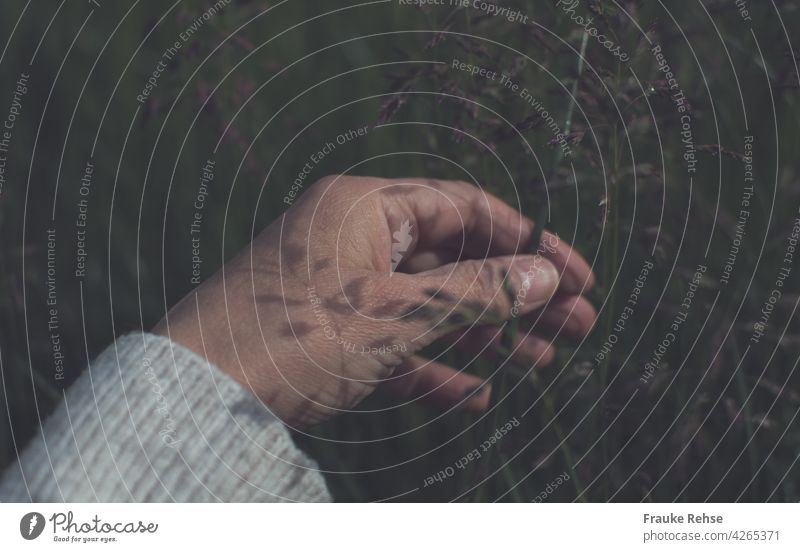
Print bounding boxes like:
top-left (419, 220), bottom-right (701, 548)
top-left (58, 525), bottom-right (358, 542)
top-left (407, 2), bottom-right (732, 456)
top-left (466, 261), bottom-right (502, 304)
top-left (314, 174), bottom-right (346, 192)
top-left (315, 174), bottom-right (382, 200)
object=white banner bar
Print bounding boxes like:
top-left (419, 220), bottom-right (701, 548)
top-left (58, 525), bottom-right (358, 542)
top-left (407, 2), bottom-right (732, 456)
top-left (1, 503), bottom-right (798, 551)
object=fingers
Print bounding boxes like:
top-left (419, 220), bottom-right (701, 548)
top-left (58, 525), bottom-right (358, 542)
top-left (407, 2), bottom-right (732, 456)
top-left (444, 293), bottom-right (594, 369)
top-left (379, 295), bottom-right (592, 415)
top-left (383, 177), bottom-right (532, 257)
top-left (383, 355), bottom-right (491, 412)
top-left (525, 294), bottom-right (598, 341)
top-left (432, 254), bottom-right (560, 319)
top-left (380, 177), bottom-right (595, 293)
top-left (448, 326), bottom-right (557, 368)
top-left (438, 254), bottom-right (560, 317)
top-left (388, 253), bottom-right (561, 346)
top-left (535, 231), bottom-right (596, 294)
top-left (514, 334), bottom-right (557, 366)
top-left (448, 294), bottom-right (595, 363)
top-left (400, 248), bottom-right (460, 274)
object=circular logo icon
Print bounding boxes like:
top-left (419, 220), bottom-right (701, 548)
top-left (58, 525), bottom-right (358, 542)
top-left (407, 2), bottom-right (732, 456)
top-left (20, 512), bottom-right (45, 540)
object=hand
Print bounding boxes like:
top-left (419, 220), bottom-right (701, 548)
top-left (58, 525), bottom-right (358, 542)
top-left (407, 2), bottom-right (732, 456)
top-left (153, 175), bottom-right (596, 427)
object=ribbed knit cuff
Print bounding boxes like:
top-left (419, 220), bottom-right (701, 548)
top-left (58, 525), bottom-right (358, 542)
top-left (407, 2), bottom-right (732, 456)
top-left (0, 333), bottom-right (331, 502)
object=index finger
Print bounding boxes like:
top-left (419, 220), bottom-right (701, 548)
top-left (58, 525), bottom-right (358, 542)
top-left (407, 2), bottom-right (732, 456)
top-left (381, 177), bottom-right (595, 294)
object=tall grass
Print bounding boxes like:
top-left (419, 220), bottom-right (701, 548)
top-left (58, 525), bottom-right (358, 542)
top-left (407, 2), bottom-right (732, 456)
top-left (1, 0), bottom-right (798, 502)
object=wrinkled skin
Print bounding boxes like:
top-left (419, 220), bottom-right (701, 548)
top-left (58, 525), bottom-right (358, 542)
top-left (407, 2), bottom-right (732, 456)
top-left (154, 176), bottom-right (596, 427)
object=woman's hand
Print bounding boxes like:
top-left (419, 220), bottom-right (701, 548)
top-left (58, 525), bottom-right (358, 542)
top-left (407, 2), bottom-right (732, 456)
top-left (153, 175), bottom-right (596, 427)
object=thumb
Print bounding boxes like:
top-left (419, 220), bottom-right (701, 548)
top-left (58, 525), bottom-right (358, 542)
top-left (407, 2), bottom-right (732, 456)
top-left (390, 254), bottom-right (560, 346)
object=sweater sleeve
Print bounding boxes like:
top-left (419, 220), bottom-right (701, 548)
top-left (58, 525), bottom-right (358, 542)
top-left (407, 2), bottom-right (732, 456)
top-left (0, 333), bottom-right (331, 502)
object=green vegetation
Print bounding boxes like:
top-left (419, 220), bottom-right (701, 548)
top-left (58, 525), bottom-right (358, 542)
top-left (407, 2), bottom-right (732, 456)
top-left (1, 0), bottom-right (798, 501)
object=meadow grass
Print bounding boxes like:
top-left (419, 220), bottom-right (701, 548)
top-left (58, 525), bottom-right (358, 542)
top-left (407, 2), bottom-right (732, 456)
top-left (1, 0), bottom-right (798, 502)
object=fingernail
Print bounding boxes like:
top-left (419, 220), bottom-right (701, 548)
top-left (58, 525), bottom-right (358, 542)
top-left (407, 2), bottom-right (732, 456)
top-left (511, 256), bottom-right (559, 311)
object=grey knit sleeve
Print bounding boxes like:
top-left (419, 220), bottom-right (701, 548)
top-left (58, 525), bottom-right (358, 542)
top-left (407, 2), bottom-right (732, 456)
top-left (0, 333), bottom-right (331, 502)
